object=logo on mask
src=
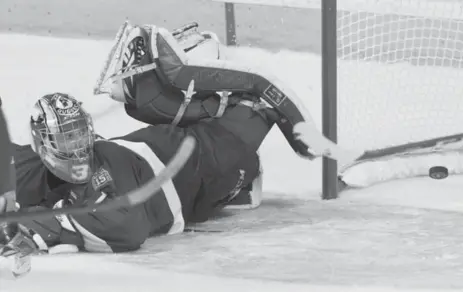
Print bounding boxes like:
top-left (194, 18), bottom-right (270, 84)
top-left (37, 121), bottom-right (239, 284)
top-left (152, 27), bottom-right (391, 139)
top-left (53, 94), bottom-right (80, 117)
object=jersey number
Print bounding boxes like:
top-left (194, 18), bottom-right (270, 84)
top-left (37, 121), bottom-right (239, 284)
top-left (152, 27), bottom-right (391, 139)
top-left (71, 164), bottom-right (90, 180)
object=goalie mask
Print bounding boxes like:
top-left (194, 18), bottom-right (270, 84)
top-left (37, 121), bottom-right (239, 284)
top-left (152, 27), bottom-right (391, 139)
top-left (30, 93), bottom-right (95, 184)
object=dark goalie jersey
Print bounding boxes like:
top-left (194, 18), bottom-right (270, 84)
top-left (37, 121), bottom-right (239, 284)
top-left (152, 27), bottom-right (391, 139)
top-left (13, 120), bottom-right (260, 253)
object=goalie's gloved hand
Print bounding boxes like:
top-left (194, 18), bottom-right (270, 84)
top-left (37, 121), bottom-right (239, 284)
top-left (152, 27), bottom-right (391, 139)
top-left (0, 221), bottom-right (48, 279)
top-left (0, 222), bottom-right (46, 255)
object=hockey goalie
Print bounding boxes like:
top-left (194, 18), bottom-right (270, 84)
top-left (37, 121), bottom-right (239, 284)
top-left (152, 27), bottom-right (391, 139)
top-left (2, 20), bottom-right (462, 280)
top-left (0, 21), bottom-right (327, 279)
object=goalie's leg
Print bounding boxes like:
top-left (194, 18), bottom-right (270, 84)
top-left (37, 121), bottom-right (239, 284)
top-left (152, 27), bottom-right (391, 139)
top-left (100, 24), bottom-right (247, 127)
top-left (213, 100), bottom-right (270, 210)
top-left (191, 100), bottom-right (275, 217)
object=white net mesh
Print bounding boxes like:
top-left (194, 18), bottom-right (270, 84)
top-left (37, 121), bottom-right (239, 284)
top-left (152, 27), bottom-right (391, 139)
top-left (214, 0), bottom-right (463, 186)
top-left (336, 0), bottom-right (463, 151)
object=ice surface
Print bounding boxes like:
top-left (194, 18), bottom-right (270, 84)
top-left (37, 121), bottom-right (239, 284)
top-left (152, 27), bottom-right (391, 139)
top-left (1, 33), bottom-right (463, 291)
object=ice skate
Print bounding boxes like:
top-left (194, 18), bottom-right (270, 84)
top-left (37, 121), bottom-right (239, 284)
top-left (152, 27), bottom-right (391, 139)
top-left (224, 171), bottom-right (263, 210)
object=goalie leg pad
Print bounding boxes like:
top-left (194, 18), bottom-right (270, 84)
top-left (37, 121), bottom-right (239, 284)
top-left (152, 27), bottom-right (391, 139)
top-left (96, 21), bottom-right (358, 162)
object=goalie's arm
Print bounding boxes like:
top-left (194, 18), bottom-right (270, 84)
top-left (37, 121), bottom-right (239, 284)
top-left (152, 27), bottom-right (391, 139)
top-left (17, 142), bottom-right (166, 253)
top-left (18, 138), bottom-right (189, 253)
top-left (18, 182), bottom-right (153, 253)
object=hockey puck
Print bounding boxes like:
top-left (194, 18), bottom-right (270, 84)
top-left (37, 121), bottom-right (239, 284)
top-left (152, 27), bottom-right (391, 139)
top-left (429, 166), bottom-right (448, 180)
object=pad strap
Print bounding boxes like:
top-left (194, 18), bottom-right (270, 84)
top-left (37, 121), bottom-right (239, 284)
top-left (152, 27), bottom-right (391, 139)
top-left (172, 80), bottom-right (195, 126)
top-left (214, 91), bottom-right (229, 118)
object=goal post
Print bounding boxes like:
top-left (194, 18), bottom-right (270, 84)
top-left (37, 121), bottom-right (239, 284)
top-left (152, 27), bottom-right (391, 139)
top-left (211, 0), bottom-right (342, 200)
top-left (321, 0), bottom-right (338, 200)
top-left (211, 0), bottom-right (463, 198)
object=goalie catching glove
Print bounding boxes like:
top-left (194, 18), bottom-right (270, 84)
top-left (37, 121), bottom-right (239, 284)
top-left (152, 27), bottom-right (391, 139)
top-left (0, 195), bottom-right (83, 279)
top-left (0, 221), bottom-right (46, 279)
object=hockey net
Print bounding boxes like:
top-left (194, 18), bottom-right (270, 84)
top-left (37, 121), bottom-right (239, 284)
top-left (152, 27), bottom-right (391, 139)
top-left (332, 0), bottom-right (463, 187)
top-left (213, 0), bottom-right (463, 188)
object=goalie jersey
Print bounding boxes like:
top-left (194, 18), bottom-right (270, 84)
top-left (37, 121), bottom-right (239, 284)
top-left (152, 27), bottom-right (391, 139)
top-left (13, 121), bottom-right (260, 253)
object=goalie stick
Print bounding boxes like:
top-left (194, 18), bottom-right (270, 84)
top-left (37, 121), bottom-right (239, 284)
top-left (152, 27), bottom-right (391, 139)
top-left (357, 132), bottom-right (463, 161)
top-left (339, 132), bottom-right (463, 174)
top-left (0, 136), bottom-right (196, 223)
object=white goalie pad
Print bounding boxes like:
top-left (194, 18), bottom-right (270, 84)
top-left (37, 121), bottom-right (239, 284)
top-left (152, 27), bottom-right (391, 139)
top-left (93, 22), bottom-right (223, 97)
top-left (340, 150), bottom-right (463, 188)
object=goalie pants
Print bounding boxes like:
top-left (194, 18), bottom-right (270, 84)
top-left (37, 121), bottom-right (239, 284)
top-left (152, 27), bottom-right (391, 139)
top-left (123, 100), bottom-right (275, 223)
top-left (186, 102), bottom-right (274, 222)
